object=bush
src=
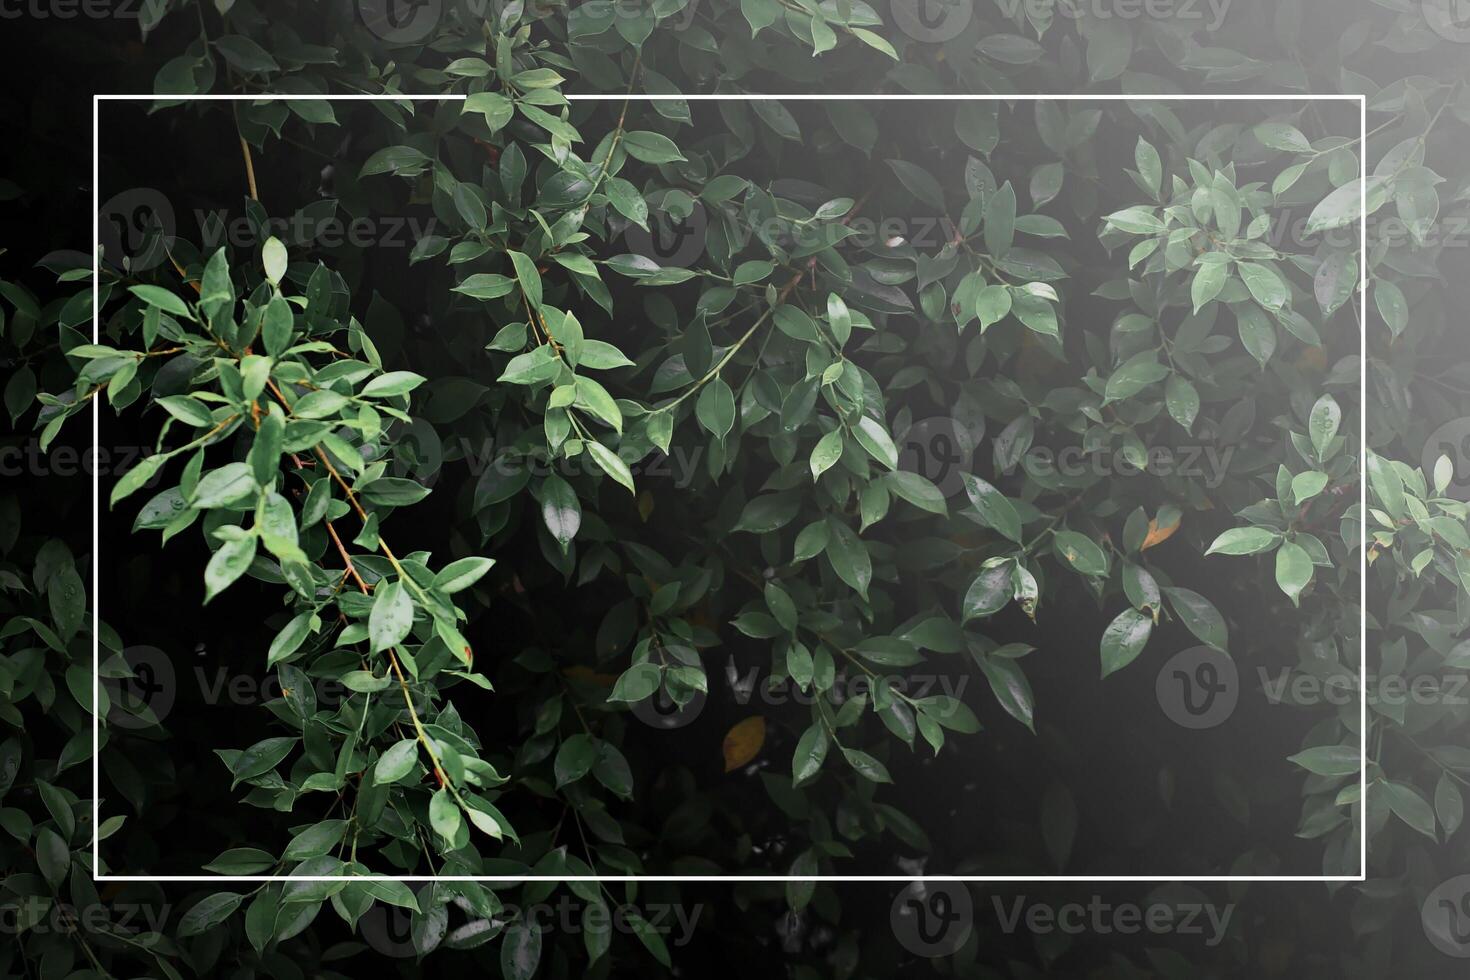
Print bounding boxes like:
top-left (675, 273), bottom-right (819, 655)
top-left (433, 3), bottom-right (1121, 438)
top-left (0, 2), bottom-right (1467, 977)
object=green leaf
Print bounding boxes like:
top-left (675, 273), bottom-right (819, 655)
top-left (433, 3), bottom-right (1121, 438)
top-left (554, 733), bottom-right (598, 787)
top-left (842, 748), bottom-right (892, 783)
top-left (792, 724), bottom-right (829, 785)
top-left (786, 850), bottom-right (819, 911)
top-left (1163, 587), bottom-right (1228, 651)
top-left (1275, 540), bottom-right (1313, 606)
top-left (204, 536), bottom-right (256, 603)
top-left (587, 441), bottom-right (635, 494)
top-left (1105, 206), bottom-right (1165, 234)
top-left (627, 911), bottom-right (672, 967)
top-left (232, 736), bottom-right (297, 783)
top-left (178, 892), bottom-right (244, 937)
top-left (374, 739), bottom-right (419, 785)
top-left (887, 159), bottom-right (945, 209)
top-left (453, 273), bottom-right (515, 301)
top-left (1383, 781), bottom-right (1437, 840)
top-left (538, 474), bottom-right (581, 552)
top-left (500, 346), bottom-right (560, 386)
top-left (887, 471), bottom-right (947, 516)
top-left (976, 654), bottom-right (1035, 732)
top-left (428, 788), bottom-right (462, 846)
top-left (574, 376), bottom-right (622, 432)
top-left (368, 579), bottom-right (414, 652)
top-left (695, 377), bottom-right (735, 441)
top-left (360, 145), bottom-right (431, 178)
top-left (202, 848), bottom-right (277, 875)
top-left (35, 826), bottom-right (69, 888)
top-left (1254, 121), bottom-right (1312, 153)
top-left (1239, 262), bottom-right (1288, 310)
top-left (854, 416), bottom-right (898, 470)
top-left (825, 519), bottom-right (872, 599)
top-left (214, 34), bottom-right (279, 73)
top-left (432, 557), bottom-right (495, 593)
top-left (1236, 303), bottom-right (1277, 367)
top-left (1366, 451), bottom-right (1407, 518)
top-left (1292, 471), bottom-right (1329, 504)
top-left (960, 473), bottom-right (1022, 543)
top-left (281, 819), bottom-right (346, 860)
top-left (1309, 394), bottom-right (1341, 460)
top-left (622, 131), bottom-right (686, 164)
top-left (963, 562), bottom-right (1013, 622)
top-left (465, 91), bottom-right (514, 132)
top-left (1165, 375), bottom-right (1200, 432)
top-left (1135, 138), bottom-right (1162, 196)
top-left (741, 0), bottom-right (781, 36)
top-left (1374, 279), bottom-right (1408, 335)
top-left (361, 371), bottom-right (426, 398)
top-left (262, 237), bottom-right (287, 285)
top-left (1103, 352), bottom-right (1170, 405)
top-left (1053, 530), bottom-right (1108, 577)
top-left (809, 427), bottom-right (844, 481)
top-left (501, 921), bottom-right (542, 980)
top-left (1287, 745), bottom-right (1359, 777)
top-left (608, 663), bottom-right (661, 702)
top-left (975, 284), bottom-right (1012, 330)
top-left (508, 250), bottom-right (542, 308)
top-left (1100, 607), bottom-right (1153, 678)
top-left (1191, 261), bottom-right (1227, 313)
top-left (984, 181), bottom-right (1017, 258)
top-left (194, 464), bottom-right (257, 511)
top-left (1305, 177), bottom-right (1385, 235)
top-left (1206, 527), bottom-right (1280, 556)
top-left (266, 612), bottom-right (313, 667)
top-left (578, 340), bottom-right (635, 370)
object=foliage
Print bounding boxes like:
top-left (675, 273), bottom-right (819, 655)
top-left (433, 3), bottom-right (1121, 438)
top-left (1, 1), bottom-right (1469, 978)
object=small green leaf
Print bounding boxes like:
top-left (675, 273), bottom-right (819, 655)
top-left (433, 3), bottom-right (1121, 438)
top-left (608, 663), bottom-right (661, 702)
top-left (1275, 540), bottom-right (1313, 606)
top-left (1287, 745), bottom-right (1359, 777)
top-left (262, 237), bottom-right (288, 285)
top-left (809, 427), bottom-right (844, 481)
top-left (622, 131), bottom-right (686, 164)
top-left (538, 474), bottom-right (581, 552)
top-left (1206, 527), bottom-right (1280, 556)
top-left (960, 473), bottom-right (1022, 543)
top-left (1100, 607), bottom-right (1152, 678)
top-left (587, 441), bottom-right (635, 494)
top-left (374, 739), bottom-right (419, 785)
top-left (368, 579), bottom-right (414, 652)
top-left (204, 536), bottom-right (257, 603)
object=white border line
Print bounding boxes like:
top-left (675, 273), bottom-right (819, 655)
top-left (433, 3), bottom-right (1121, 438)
top-left (97, 94), bottom-right (1370, 887)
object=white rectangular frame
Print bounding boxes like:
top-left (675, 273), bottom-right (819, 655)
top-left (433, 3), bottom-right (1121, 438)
top-left (91, 91), bottom-right (1370, 887)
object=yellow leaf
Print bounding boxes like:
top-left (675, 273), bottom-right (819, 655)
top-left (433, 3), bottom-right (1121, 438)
top-left (722, 716), bottom-right (766, 772)
top-left (1141, 512), bottom-right (1181, 550)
